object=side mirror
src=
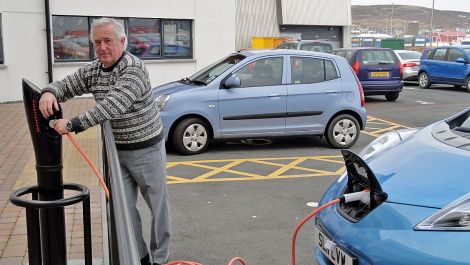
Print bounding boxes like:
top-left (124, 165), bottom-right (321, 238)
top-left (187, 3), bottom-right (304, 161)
top-left (456, 57), bottom-right (468, 64)
top-left (223, 75), bottom-right (241, 89)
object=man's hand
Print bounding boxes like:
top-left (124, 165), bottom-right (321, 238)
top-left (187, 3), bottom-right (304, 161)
top-left (50, 119), bottom-right (70, 135)
top-left (39, 92), bottom-right (59, 118)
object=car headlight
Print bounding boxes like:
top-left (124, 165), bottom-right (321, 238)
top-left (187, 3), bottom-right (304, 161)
top-left (416, 193), bottom-right (470, 231)
top-left (358, 128), bottom-right (418, 160)
top-left (155, 94), bottom-right (171, 110)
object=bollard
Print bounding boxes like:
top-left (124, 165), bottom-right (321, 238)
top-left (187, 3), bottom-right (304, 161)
top-left (10, 79), bottom-right (92, 265)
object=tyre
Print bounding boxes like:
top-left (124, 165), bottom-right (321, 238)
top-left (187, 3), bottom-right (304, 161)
top-left (172, 118), bottom-right (210, 155)
top-left (325, 114), bottom-right (360, 149)
top-left (418, 72), bottom-right (431, 89)
top-left (385, 92), bottom-right (399, 101)
top-left (466, 77), bottom-right (470, 93)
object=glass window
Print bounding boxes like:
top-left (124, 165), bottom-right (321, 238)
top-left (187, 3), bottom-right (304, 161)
top-left (447, 48), bottom-right (464, 62)
top-left (52, 16), bottom-right (90, 61)
top-left (190, 54), bottom-right (245, 84)
top-left (360, 50), bottom-right (398, 65)
top-left (291, 57), bottom-right (325, 84)
top-left (0, 14), bottom-right (3, 64)
top-left (163, 20), bottom-right (192, 58)
top-left (233, 57), bottom-right (283, 88)
top-left (325, 60), bottom-right (339, 80)
top-left (299, 43), bottom-right (332, 53)
top-left (432, 48), bottom-right (447, 61)
top-left (128, 18), bottom-right (161, 59)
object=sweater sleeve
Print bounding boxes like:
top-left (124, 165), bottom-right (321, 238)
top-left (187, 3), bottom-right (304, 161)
top-left (42, 64), bottom-right (93, 102)
top-left (75, 65), bottom-right (148, 131)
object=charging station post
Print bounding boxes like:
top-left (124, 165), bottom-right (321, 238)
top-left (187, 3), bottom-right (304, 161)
top-left (9, 79), bottom-right (92, 265)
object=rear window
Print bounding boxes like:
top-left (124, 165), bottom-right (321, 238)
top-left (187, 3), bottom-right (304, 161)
top-left (331, 50), bottom-right (354, 63)
top-left (397, 51), bottom-right (421, 60)
top-left (299, 43), bottom-right (332, 53)
top-left (359, 50), bottom-right (398, 65)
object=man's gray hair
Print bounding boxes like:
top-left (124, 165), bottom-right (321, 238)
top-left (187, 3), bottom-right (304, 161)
top-left (90, 17), bottom-right (128, 49)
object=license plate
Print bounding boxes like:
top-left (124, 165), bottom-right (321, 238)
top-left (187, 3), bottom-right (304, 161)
top-left (370, 71), bottom-right (389, 77)
top-left (315, 226), bottom-right (355, 265)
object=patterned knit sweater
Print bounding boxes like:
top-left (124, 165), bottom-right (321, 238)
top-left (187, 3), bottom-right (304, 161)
top-left (43, 52), bottom-right (163, 150)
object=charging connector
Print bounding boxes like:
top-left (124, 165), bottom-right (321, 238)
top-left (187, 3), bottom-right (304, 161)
top-left (340, 190), bottom-right (370, 206)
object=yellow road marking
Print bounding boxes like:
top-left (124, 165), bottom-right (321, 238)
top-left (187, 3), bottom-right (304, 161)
top-left (166, 115), bottom-right (411, 184)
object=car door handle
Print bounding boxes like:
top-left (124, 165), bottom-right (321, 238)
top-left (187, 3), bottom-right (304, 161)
top-left (325, 90), bottom-right (339, 94)
top-left (268, 93), bottom-right (281, 97)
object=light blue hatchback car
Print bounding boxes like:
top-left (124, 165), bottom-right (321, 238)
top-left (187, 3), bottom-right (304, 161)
top-left (153, 49), bottom-right (367, 155)
top-left (315, 108), bottom-right (470, 265)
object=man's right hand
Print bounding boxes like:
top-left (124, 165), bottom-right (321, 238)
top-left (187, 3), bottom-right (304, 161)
top-left (39, 92), bottom-right (59, 118)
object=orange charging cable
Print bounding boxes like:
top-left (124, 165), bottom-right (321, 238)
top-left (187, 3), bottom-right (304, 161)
top-left (291, 198), bottom-right (340, 265)
top-left (65, 133), bottom-right (110, 200)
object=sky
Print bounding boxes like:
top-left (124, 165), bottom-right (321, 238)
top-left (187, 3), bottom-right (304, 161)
top-left (351, 0), bottom-right (470, 13)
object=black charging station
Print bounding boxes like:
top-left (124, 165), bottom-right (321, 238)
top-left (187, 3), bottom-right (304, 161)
top-left (9, 79), bottom-right (92, 265)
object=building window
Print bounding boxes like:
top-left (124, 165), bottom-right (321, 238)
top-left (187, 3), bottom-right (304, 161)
top-left (128, 18), bottom-right (161, 59)
top-left (51, 16), bottom-right (192, 62)
top-left (163, 20), bottom-right (192, 58)
top-left (0, 14), bottom-right (4, 64)
top-left (52, 16), bottom-right (90, 61)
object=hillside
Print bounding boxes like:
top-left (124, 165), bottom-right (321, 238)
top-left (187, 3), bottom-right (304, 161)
top-left (352, 5), bottom-right (470, 34)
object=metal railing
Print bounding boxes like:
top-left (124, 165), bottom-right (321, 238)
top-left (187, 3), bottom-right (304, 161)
top-left (101, 121), bottom-right (141, 265)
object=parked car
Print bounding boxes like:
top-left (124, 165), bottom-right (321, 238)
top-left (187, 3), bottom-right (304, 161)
top-left (276, 40), bottom-right (333, 53)
top-left (329, 47), bottom-right (403, 101)
top-left (314, 108), bottom-right (470, 265)
top-left (152, 50), bottom-right (366, 155)
top-left (394, 49), bottom-right (422, 81)
top-left (418, 45), bottom-right (470, 91)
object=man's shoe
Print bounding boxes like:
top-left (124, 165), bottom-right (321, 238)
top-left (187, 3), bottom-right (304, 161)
top-left (140, 254), bottom-right (151, 265)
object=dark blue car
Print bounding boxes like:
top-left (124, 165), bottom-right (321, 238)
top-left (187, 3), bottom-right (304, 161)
top-left (418, 45), bottom-right (470, 91)
top-left (330, 47), bottom-right (403, 101)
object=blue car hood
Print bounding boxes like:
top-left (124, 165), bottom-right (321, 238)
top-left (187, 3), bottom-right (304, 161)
top-left (152, 81), bottom-right (196, 96)
top-left (369, 125), bottom-right (470, 209)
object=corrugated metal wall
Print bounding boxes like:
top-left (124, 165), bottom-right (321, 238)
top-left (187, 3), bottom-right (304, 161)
top-left (281, 0), bottom-right (351, 26)
top-left (235, 0), bottom-right (280, 50)
top-left (235, 0), bottom-right (351, 50)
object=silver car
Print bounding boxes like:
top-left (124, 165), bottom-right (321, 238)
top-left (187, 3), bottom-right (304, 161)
top-left (394, 50), bottom-right (422, 81)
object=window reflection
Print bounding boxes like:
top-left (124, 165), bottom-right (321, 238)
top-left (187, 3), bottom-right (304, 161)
top-left (163, 20), bottom-right (192, 57)
top-left (129, 18), bottom-right (161, 59)
top-left (52, 16), bottom-right (90, 61)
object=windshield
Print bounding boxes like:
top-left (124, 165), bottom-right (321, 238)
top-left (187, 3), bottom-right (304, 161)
top-left (190, 54), bottom-right (246, 84)
top-left (464, 48), bottom-right (470, 55)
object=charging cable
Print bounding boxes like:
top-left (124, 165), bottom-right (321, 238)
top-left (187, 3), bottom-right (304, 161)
top-left (49, 120), bottom-right (110, 200)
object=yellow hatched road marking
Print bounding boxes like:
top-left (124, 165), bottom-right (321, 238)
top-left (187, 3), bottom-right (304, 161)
top-left (166, 116), bottom-right (411, 184)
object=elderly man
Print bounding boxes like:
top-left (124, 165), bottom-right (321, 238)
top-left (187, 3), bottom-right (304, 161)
top-left (39, 17), bottom-right (170, 265)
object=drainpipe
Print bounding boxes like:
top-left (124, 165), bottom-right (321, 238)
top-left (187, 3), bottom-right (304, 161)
top-left (44, 0), bottom-right (53, 83)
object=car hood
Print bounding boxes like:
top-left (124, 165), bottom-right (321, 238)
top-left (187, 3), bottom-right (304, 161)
top-left (368, 123), bottom-right (470, 209)
top-left (152, 81), bottom-right (196, 96)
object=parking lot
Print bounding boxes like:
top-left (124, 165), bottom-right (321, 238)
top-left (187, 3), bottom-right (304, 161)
top-left (136, 83), bottom-right (470, 264)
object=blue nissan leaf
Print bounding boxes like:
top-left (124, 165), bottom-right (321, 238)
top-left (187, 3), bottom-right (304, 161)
top-left (315, 108), bottom-right (470, 265)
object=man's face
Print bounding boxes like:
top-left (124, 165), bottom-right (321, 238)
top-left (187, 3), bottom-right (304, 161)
top-left (92, 24), bottom-right (125, 68)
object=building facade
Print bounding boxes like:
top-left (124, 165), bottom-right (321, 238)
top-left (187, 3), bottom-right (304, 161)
top-left (0, 0), bottom-right (235, 102)
top-left (0, 0), bottom-right (351, 102)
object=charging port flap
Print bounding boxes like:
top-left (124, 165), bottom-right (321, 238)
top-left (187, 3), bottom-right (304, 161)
top-left (340, 150), bottom-right (388, 222)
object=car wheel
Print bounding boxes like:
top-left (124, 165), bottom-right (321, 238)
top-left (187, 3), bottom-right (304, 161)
top-left (385, 92), bottom-right (399, 101)
top-left (418, 72), bottom-right (431, 89)
top-left (325, 114), bottom-right (360, 149)
top-left (466, 77), bottom-right (470, 93)
top-left (172, 118), bottom-right (210, 155)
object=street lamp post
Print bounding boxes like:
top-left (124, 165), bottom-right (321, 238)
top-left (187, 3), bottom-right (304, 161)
top-left (430, 0), bottom-right (435, 46)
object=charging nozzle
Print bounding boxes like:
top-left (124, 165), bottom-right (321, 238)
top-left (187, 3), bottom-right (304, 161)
top-left (340, 190), bottom-right (371, 206)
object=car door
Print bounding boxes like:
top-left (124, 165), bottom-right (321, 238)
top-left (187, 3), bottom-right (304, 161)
top-left (427, 48), bottom-right (448, 82)
top-left (286, 56), bottom-right (341, 134)
top-left (218, 56), bottom-right (287, 137)
top-left (446, 48), bottom-right (467, 84)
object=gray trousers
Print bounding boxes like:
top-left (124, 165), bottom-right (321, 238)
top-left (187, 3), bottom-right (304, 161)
top-left (117, 139), bottom-right (171, 264)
